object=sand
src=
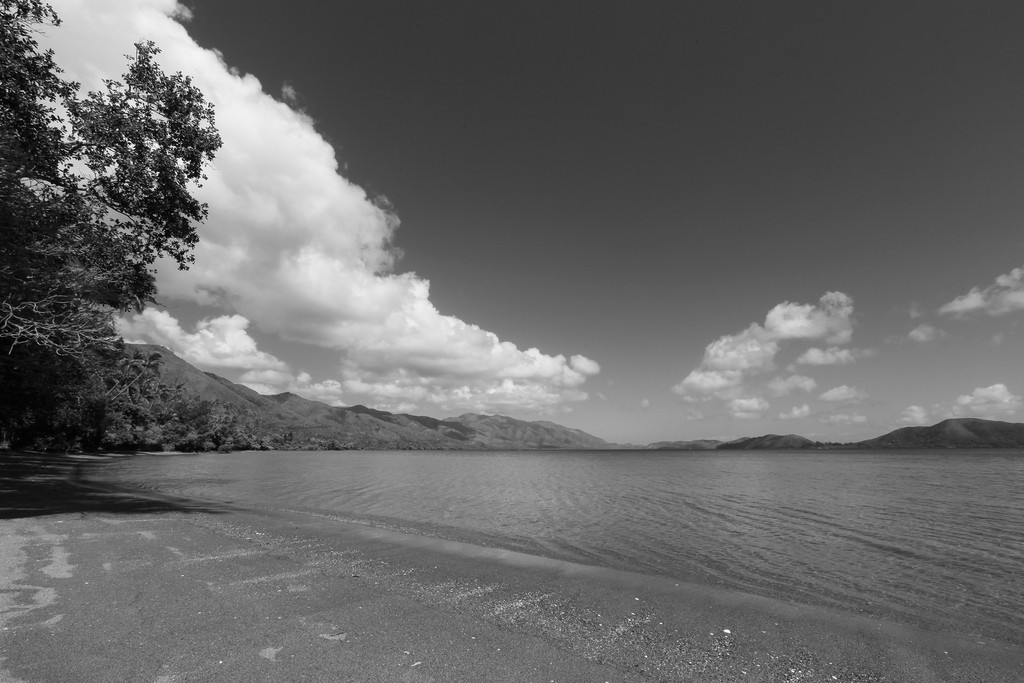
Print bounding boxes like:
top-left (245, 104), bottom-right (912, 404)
top-left (1, 456), bottom-right (1022, 682)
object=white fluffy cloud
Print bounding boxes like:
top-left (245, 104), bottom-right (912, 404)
top-left (284, 374), bottom-right (348, 407)
top-left (952, 384), bottom-right (1022, 418)
top-left (45, 1), bottom-right (599, 414)
top-left (940, 266), bottom-right (1024, 316)
top-left (702, 325), bottom-right (780, 372)
top-left (818, 385), bottom-right (868, 403)
top-left (120, 308), bottom-right (600, 413)
top-left (821, 413), bottom-right (867, 426)
top-left (117, 309), bottom-right (288, 372)
top-left (762, 291), bottom-right (854, 344)
top-left (768, 374), bottom-right (817, 396)
top-left (675, 369), bottom-right (744, 396)
top-left (118, 310), bottom-right (354, 405)
top-left (907, 324), bottom-right (945, 343)
top-left (795, 346), bottom-right (857, 366)
top-left (728, 397), bottom-right (770, 420)
top-left (673, 292), bottom-right (855, 405)
top-left (898, 405), bottom-right (930, 425)
top-left (779, 404), bottom-right (811, 420)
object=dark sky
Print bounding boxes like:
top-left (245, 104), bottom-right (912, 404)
top-left (183, 0), bottom-right (1024, 319)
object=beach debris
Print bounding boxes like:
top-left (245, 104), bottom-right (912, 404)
top-left (259, 646), bottom-right (282, 661)
top-left (319, 631), bottom-right (348, 641)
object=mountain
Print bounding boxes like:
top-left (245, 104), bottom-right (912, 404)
top-left (647, 439), bottom-right (723, 450)
top-left (133, 343), bottom-right (280, 413)
top-left (649, 420), bottom-right (1024, 452)
top-left (449, 413), bottom-right (609, 450)
top-left (856, 418), bottom-right (1024, 449)
top-left (128, 344), bottom-right (609, 450)
top-left (128, 345), bottom-right (1024, 452)
top-left (719, 434), bottom-right (817, 450)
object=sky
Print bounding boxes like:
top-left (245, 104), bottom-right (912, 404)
top-left (40, 0), bottom-right (1024, 444)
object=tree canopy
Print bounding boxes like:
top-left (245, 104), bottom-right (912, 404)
top-left (1, 0), bottom-right (221, 448)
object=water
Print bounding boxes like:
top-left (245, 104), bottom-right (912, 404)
top-left (97, 448), bottom-right (1024, 645)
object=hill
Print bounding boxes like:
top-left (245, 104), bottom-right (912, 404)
top-left (128, 344), bottom-right (609, 450)
top-left (718, 434), bottom-right (817, 450)
top-left (129, 345), bottom-right (1024, 451)
top-left (856, 418), bottom-right (1024, 449)
top-left (132, 343), bottom-right (280, 413)
top-left (648, 420), bottom-right (1024, 452)
top-left (449, 414), bottom-right (609, 450)
top-left (646, 439), bottom-right (723, 450)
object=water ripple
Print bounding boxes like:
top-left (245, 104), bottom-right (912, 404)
top-left (98, 448), bottom-right (1024, 645)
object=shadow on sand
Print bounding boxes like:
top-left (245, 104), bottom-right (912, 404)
top-left (0, 451), bottom-right (226, 519)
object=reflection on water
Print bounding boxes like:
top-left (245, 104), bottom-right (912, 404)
top-left (99, 448), bottom-right (1024, 644)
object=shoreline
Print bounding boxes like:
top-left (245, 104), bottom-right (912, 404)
top-left (80, 448), bottom-right (1024, 647)
top-left (3, 450), bottom-right (1023, 681)
top-left (3, 494), bottom-right (1023, 682)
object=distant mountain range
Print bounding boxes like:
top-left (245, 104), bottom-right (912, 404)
top-left (137, 344), bottom-right (1024, 451)
top-left (646, 422), bottom-right (1024, 451)
top-left (646, 434), bottom-right (818, 450)
top-left (133, 344), bottom-right (611, 450)
top-left (855, 418), bottom-right (1024, 449)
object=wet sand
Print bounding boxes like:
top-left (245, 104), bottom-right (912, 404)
top-left (1, 458), bottom-right (1022, 682)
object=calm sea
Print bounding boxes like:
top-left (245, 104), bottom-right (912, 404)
top-left (97, 448), bottom-right (1024, 645)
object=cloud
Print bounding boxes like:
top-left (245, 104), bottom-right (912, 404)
top-left (779, 404), bottom-right (810, 420)
top-left (763, 291), bottom-right (854, 344)
top-left (675, 369), bottom-right (744, 396)
top-left (728, 397), bottom-right (769, 419)
top-left (907, 324), bottom-right (945, 343)
top-left (44, 0), bottom-right (599, 415)
top-left (673, 292), bottom-right (855, 400)
top-left (280, 82), bottom-right (298, 104)
top-left (117, 309), bottom-right (288, 372)
top-left (898, 405), bottom-right (930, 425)
top-left (640, 398), bottom-right (651, 409)
top-left (818, 385), bottom-right (868, 403)
top-left (570, 355), bottom-right (602, 376)
top-left (768, 374), bottom-right (816, 396)
top-left (119, 306), bottom-right (601, 413)
top-left (287, 373), bottom-right (347, 406)
top-left (118, 310), bottom-right (356, 405)
top-left (702, 325), bottom-right (780, 372)
top-left (939, 265), bottom-right (1024, 316)
top-left (795, 346), bottom-right (857, 366)
top-left (821, 413), bottom-right (867, 426)
top-left (952, 384), bottom-right (1022, 418)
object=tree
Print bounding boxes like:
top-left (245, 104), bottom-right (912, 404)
top-left (0, 0), bottom-right (221, 448)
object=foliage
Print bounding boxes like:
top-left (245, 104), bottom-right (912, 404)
top-left (14, 346), bottom-right (275, 452)
top-left (1, 0), bottom-right (221, 447)
top-left (101, 383), bottom-right (264, 453)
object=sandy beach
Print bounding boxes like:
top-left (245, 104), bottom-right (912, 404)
top-left (1, 456), bottom-right (1022, 683)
